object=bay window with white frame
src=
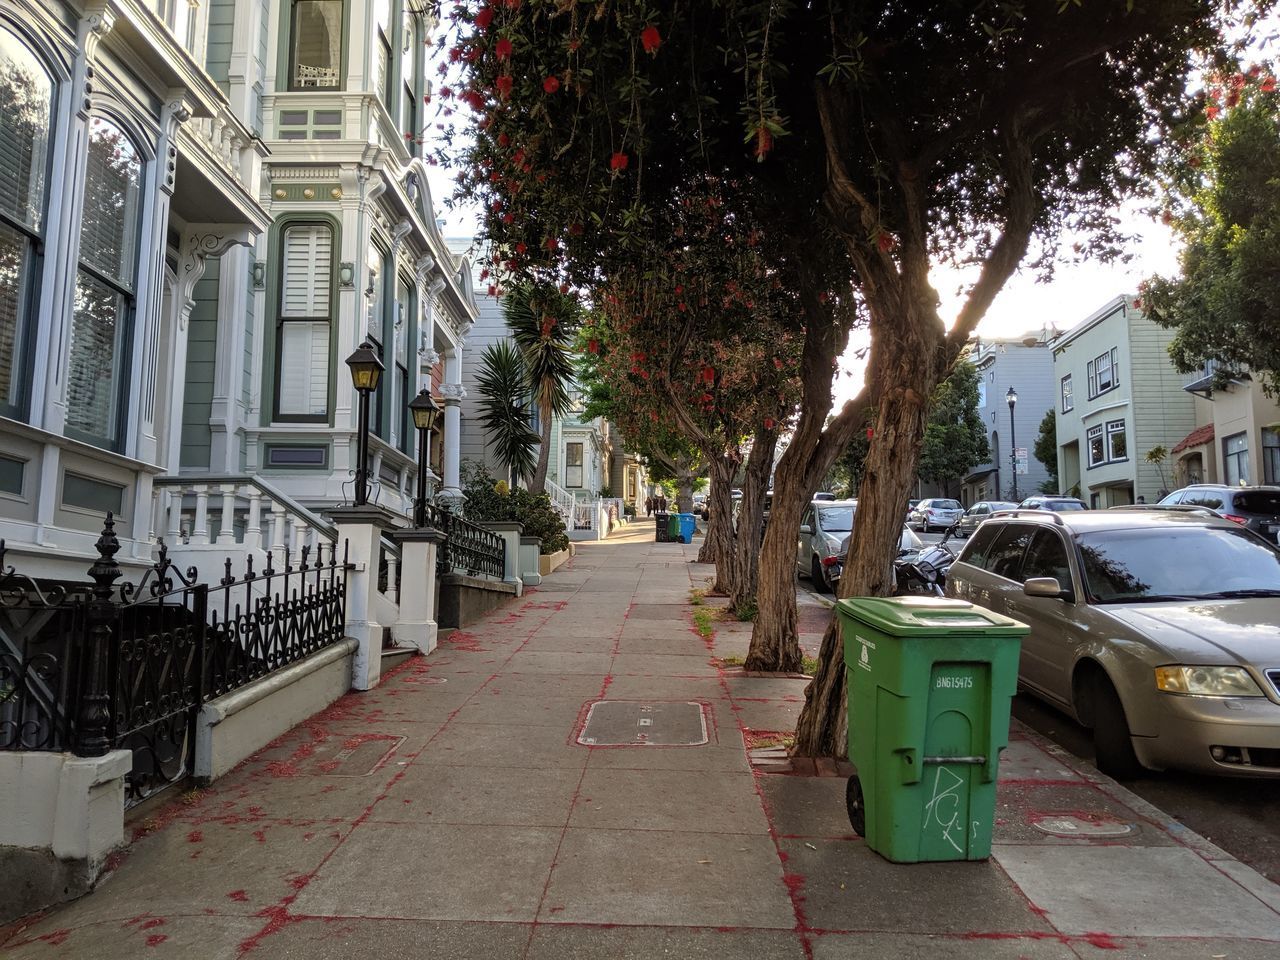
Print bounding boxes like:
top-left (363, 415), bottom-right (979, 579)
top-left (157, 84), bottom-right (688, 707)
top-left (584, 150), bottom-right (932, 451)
top-left (66, 115), bottom-right (144, 451)
top-left (275, 223), bottom-right (334, 421)
top-left (0, 24), bottom-right (55, 421)
top-left (289, 0), bottom-right (343, 90)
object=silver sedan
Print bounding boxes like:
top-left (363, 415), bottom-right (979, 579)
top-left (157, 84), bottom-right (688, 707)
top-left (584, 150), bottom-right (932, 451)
top-left (946, 509), bottom-right (1280, 778)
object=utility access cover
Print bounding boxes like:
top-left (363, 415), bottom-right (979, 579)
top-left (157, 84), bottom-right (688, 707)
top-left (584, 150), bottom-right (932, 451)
top-left (578, 700), bottom-right (708, 746)
top-left (1031, 815), bottom-right (1135, 838)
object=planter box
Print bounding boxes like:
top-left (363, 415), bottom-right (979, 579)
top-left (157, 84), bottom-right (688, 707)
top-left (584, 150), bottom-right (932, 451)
top-left (538, 547), bottom-right (572, 576)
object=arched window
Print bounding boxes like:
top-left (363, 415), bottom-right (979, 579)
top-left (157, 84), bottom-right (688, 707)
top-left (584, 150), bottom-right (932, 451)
top-left (0, 24), bottom-right (55, 419)
top-left (66, 115), bottom-right (143, 450)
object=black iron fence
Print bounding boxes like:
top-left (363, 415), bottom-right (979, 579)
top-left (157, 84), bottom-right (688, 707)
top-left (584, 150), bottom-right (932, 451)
top-left (426, 504), bottom-right (505, 581)
top-left (0, 514), bottom-right (350, 807)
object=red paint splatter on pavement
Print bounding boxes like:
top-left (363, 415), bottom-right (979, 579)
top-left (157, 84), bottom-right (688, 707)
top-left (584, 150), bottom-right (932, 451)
top-left (265, 760), bottom-right (300, 778)
top-left (227, 890), bottom-right (249, 902)
top-left (38, 929), bottom-right (70, 945)
top-left (186, 830), bottom-right (202, 844)
top-left (145, 934), bottom-right (168, 947)
top-left (140, 918), bottom-right (165, 931)
top-left (252, 829), bottom-right (267, 843)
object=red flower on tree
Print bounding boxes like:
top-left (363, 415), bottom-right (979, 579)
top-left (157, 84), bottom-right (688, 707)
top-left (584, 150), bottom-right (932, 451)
top-left (474, 6), bottom-right (494, 30)
top-left (640, 25), bottom-right (662, 54)
top-left (1263, 76), bottom-right (1277, 93)
top-left (764, 417), bottom-right (776, 430)
top-left (543, 75), bottom-right (560, 93)
top-left (515, 241), bottom-right (527, 254)
top-left (496, 75), bottom-right (514, 98)
top-left (877, 232), bottom-right (897, 253)
top-left (495, 37), bottom-right (513, 59)
top-left (609, 151), bottom-right (629, 171)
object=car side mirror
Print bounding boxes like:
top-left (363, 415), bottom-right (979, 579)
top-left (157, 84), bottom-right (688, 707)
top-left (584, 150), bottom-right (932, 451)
top-left (799, 524), bottom-right (812, 535)
top-left (1024, 577), bottom-right (1070, 601)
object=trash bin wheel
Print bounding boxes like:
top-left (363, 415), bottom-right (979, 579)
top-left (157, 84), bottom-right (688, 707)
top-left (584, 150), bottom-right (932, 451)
top-left (845, 774), bottom-right (865, 836)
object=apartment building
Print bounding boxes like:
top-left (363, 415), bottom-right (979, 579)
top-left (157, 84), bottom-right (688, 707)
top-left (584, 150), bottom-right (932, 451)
top-left (1052, 295), bottom-right (1198, 507)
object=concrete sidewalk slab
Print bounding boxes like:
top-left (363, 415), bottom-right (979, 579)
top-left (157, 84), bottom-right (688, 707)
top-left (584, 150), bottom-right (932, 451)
top-left (4, 526), bottom-right (1279, 960)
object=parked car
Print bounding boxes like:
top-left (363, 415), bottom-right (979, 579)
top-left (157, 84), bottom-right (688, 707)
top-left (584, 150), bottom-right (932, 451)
top-left (813, 491), bottom-right (838, 501)
top-left (1159, 484), bottom-right (1280, 541)
top-left (908, 498), bottom-right (965, 532)
top-left (1017, 495), bottom-right (1087, 512)
top-left (906, 499), bottom-right (921, 521)
top-left (946, 509), bottom-right (1280, 778)
top-left (954, 500), bottom-right (1019, 538)
top-left (798, 499), bottom-right (921, 593)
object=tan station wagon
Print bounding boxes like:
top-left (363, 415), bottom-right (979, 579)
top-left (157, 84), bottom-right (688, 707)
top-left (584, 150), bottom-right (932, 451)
top-left (946, 509), bottom-right (1280, 778)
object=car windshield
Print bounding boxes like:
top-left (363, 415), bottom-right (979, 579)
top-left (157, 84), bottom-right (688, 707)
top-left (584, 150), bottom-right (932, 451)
top-left (1235, 491), bottom-right (1280, 514)
top-left (1047, 500), bottom-right (1086, 511)
top-left (818, 507), bottom-right (854, 533)
top-left (931, 500), bottom-right (962, 510)
top-left (1077, 526), bottom-right (1280, 603)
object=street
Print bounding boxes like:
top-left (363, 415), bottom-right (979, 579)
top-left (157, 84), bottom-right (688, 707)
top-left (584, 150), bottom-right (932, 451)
top-left (797, 526), bottom-right (1280, 885)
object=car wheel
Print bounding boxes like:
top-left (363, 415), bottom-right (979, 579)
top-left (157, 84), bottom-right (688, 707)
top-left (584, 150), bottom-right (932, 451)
top-left (1091, 677), bottom-right (1145, 780)
top-left (811, 556), bottom-right (833, 595)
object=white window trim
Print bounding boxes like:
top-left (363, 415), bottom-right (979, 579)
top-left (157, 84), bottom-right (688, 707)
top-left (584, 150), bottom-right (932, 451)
top-left (1086, 424), bottom-right (1106, 469)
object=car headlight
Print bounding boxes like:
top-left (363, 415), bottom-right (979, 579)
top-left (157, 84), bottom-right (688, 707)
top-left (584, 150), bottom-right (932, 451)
top-left (1153, 665), bottom-right (1265, 697)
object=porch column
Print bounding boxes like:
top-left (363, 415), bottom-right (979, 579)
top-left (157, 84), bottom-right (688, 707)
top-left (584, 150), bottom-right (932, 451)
top-left (437, 348), bottom-right (466, 510)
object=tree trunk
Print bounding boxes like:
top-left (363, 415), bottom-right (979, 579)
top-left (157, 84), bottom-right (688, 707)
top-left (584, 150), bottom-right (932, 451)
top-left (746, 465), bottom-right (806, 672)
top-left (530, 397), bottom-right (552, 494)
top-left (703, 456), bottom-right (738, 595)
top-left (675, 459), bottom-right (694, 514)
top-left (698, 464), bottom-right (728, 564)
top-left (793, 331), bottom-right (939, 758)
top-left (728, 430), bottom-right (776, 613)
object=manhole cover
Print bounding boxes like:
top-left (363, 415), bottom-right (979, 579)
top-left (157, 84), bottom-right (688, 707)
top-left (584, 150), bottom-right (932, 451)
top-left (1030, 814), bottom-right (1135, 838)
top-left (577, 700), bottom-right (708, 746)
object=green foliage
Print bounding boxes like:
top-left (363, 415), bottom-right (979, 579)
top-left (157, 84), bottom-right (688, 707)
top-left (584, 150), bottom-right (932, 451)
top-left (460, 461), bottom-right (569, 555)
top-left (474, 340), bottom-right (540, 485)
top-left (504, 283), bottom-right (580, 419)
top-left (1143, 82), bottom-right (1280, 394)
top-left (917, 361), bottom-right (990, 492)
top-left (1033, 408), bottom-right (1060, 491)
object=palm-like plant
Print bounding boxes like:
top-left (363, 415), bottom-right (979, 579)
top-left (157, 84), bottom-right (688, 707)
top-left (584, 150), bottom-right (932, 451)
top-left (474, 340), bottom-right (540, 486)
top-left (503, 284), bottom-right (581, 494)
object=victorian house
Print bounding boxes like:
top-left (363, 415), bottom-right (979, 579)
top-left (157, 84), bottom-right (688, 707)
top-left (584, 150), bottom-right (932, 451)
top-left (0, 0), bottom-right (477, 582)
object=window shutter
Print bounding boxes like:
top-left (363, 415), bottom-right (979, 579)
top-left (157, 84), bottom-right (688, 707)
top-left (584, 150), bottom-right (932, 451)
top-left (278, 320), bottom-right (329, 415)
top-left (281, 225), bottom-right (331, 317)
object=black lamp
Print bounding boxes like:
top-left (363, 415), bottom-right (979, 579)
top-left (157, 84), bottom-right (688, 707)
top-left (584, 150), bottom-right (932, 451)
top-left (345, 341), bottom-right (384, 506)
top-left (408, 387), bottom-right (441, 527)
top-left (1006, 386), bottom-right (1019, 501)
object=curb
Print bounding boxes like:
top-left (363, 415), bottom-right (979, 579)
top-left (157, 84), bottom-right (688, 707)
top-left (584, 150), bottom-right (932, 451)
top-left (1010, 717), bottom-right (1280, 908)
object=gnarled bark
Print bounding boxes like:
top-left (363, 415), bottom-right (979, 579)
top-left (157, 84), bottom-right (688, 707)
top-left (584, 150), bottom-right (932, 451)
top-left (728, 428), bottom-right (777, 613)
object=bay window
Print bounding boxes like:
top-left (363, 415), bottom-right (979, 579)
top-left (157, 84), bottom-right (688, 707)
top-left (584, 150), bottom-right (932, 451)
top-left (0, 25), bottom-right (54, 419)
top-left (67, 117), bottom-right (142, 450)
top-left (374, 0), bottom-right (392, 109)
top-left (395, 275), bottom-right (412, 451)
top-left (276, 223), bottom-right (334, 420)
top-left (1106, 419), bottom-right (1127, 461)
top-left (1087, 425), bottom-right (1105, 468)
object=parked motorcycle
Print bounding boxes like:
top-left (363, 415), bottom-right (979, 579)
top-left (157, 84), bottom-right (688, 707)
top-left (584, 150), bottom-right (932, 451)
top-left (893, 530), bottom-right (958, 597)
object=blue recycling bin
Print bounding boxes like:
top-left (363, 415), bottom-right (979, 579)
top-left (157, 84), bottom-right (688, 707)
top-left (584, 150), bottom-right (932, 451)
top-left (677, 513), bottom-right (696, 544)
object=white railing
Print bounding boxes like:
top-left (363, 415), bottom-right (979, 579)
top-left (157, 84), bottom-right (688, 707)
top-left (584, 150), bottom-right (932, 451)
top-left (154, 475), bottom-right (336, 556)
top-left (544, 477), bottom-right (577, 525)
top-left (572, 500), bottom-right (600, 532)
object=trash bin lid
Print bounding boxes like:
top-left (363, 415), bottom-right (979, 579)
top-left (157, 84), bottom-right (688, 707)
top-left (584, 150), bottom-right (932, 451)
top-left (835, 596), bottom-right (1027, 637)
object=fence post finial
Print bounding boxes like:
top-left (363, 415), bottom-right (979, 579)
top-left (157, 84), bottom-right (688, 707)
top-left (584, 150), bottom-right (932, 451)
top-left (79, 512), bottom-right (122, 756)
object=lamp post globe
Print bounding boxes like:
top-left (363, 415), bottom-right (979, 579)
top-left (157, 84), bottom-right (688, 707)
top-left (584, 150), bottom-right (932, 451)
top-left (345, 342), bottom-right (385, 507)
top-left (1006, 386), bottom-right (1018, 501)
top-left (408, 388), bottom-right (441, 527)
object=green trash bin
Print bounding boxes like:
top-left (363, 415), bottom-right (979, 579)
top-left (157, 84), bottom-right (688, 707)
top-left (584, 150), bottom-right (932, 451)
top-left (836, 595), bottom-right (1028, 863)
top-left (667, 513), bottom-right (681, 541)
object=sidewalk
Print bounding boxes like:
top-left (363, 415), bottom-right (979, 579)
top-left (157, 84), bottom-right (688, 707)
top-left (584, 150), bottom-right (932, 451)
top-left (4, 524), bottom-right (1279, 958)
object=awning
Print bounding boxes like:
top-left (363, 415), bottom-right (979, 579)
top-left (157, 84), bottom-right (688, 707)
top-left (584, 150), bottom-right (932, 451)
top-left (963, 466), bottom-right (997, 484)
top-left (1171, 424), bottom-right (1215, 455)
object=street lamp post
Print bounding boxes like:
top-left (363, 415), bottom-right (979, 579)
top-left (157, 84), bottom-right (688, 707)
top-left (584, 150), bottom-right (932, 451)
top-left (345, 341), bottom-right (384, 507)
top-left (1006, 386), bottom-right (1019, 502)
top-left (408, 387), bottom-right (442, 527)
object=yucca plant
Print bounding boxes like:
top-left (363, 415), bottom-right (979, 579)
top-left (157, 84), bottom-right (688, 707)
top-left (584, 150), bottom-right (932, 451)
top-left (503, 284), bottom-right (581, 494)
top-left (474, 340), bottom-right (540, 487)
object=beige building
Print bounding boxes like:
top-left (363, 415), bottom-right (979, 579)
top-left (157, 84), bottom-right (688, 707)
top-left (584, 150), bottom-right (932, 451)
top-left (1052, 296), bottom-right (1198, 507)
top-left (1170, 361), bottom-right (1280, 488)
